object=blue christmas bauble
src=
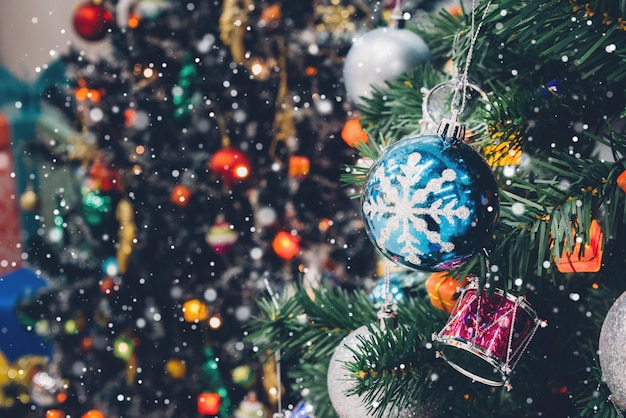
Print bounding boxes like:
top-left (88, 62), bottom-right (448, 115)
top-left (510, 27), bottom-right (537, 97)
top-left (362, 133), bottom-right (499, 271)
top-left (290, 400), bottom-right (315, 418)
top-left (0, 268), bottom-right (52, 361)
top-left (343, 27), bottom-right (431, 105)
top-left (368, 271), bottom-right (426, 306)
top-left (369, 274), bottom-right (406, 305)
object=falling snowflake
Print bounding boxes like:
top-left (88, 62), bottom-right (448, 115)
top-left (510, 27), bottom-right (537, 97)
top-left (363, 152), bottom-right (470, 266)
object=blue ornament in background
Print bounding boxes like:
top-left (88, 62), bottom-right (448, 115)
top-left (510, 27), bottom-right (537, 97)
top-left (290, 400), bottom-right (315, 418)
top-left (362, 133), bottom-right (499, 272)
top-left (368, 271), bottom-right (427, 306)
top-left (102, 256), bottom-right (120, 277)
top-left (369, 274), bottom-right (406, 304)
top-left (0, 268), bottom-right (51, 361)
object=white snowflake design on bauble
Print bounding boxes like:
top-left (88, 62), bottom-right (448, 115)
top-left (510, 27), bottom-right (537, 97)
top-left (363, 152), bottom-right (470, 266)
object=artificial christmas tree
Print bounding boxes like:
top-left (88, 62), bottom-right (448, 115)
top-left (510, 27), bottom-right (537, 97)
top-left (8, 0), bottom-right (449, 417)
top-left (248, 0), bottom-right (626, 417)
top-left (6, 0), bottom-right (626, 417)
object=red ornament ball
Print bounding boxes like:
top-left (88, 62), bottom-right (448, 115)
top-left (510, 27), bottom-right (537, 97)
top-left (198, 392), bottom-right (221, 415)
top-left (170, 184), bottom-right (191, 207)
top-left (209, 147), bottom-right (251, 183)
top-left (89, 158), bottom-right (121, 192)
top-left (272, 231), bottom-right (300, 259)
top-left (73, 1), bottom-right (114, 42)
top-left (80, 336), bottom-right (94, 352)
top-left (81, 410), bottom-right (105, 418)
top-left (99, 277), bottom-right (121, 296)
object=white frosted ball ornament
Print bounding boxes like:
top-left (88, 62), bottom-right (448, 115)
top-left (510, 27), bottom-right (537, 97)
top-left (327, 325), bottom-right (414, 418)
top-left (343, 27), bottom-right (431, 105)
top-left (599, 291), bottom-right (626, 407)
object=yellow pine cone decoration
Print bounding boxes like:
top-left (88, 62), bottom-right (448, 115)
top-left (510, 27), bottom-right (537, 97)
top-left (484, 125), bottom-right (522, 167)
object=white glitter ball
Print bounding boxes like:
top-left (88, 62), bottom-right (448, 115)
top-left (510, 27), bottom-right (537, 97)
top-left (327, 325), bottom-right (416, 418)
top-left (599, 291), bottom-right (626, 406)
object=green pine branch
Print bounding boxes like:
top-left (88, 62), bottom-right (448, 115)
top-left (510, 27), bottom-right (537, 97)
top-left (248, 2), bottom-right (626, 417)
top-left (245, 284), bottom-right (378, 418)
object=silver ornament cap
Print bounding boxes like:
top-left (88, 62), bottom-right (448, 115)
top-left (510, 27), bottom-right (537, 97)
top-left (437, 110), bottom-right (466, 143)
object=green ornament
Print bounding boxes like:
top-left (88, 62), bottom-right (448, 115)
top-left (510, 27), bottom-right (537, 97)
top-left (231, 364), bottom-right (256, 388)
top-left (82, 191), bottom-right (113, 226)
top-left (200, 347), bottom-right (233, 417)
top-left (173, 57), bottom-right (199, 119)
top-left (35, 320), bottom-right (51, 337)
top-left (113, 336), bottom-right (135, 361)
top-left (64, 319), bottom-right (79, 335)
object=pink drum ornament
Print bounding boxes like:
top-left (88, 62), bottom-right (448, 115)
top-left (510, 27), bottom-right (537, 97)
top-left (432, 280), bottom-right (543, 387)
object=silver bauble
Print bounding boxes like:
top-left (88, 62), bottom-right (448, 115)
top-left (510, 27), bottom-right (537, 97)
top-left (599, 291), bottom-right (626, 407)
top-left (29, 370), bottom-right (65, 407)
top-left (327, 325), bottom-right (416, 418)
top-left (343, 27), bottom-right (431, 105)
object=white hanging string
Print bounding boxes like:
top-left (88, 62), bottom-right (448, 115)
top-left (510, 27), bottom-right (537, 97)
top-left (383, 259), bottom-right (391, 307)
top-left (450, 0), bottom-right (493, 117)
top-left (376, 259), bottom-right (398, 331)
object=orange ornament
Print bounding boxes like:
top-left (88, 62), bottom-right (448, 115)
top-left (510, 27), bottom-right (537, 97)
top-left (555, 219), bottom-right (603, 273)
top-left (75, 79), bottom-right (103, 102)
top-left (81, 410), bottom-right (105, 418)
top-left (75, 87), bottom-right (102, 102)
top-left (46, 411), bottom-right (64, 418)
top-left (446, 3), bottom-right (464, 17)
top-left (272, 231), bottom-right (300, 259)
top-left (81, 336), bottom-right (94, 351)
top-left (260, 4), bottom-right (281, 28)
top-left (124, 108), bottom-right (137, 127)
top-left (341, 118), bottom-right (368, 147)
top-left (288, 156), bottom-right (310, 179)
top-left (165, 359), bottom-right (187, 379)
top-left (305, 66), bottom-right (318, 77)
top-left (128, 13), bottom-right (140, 29)
top-left (425, 272), bottom-right (466, 313)
top-left (182, 299), bottom-right (209, 322)
top-left (617, 170), bottom-right (626, 193)
top-left (99, 276), bottom-right (121, 296)
top-left (57, 391), bottom-right (68, 404)
top-left (170, 184), bottom-right (191, 207)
